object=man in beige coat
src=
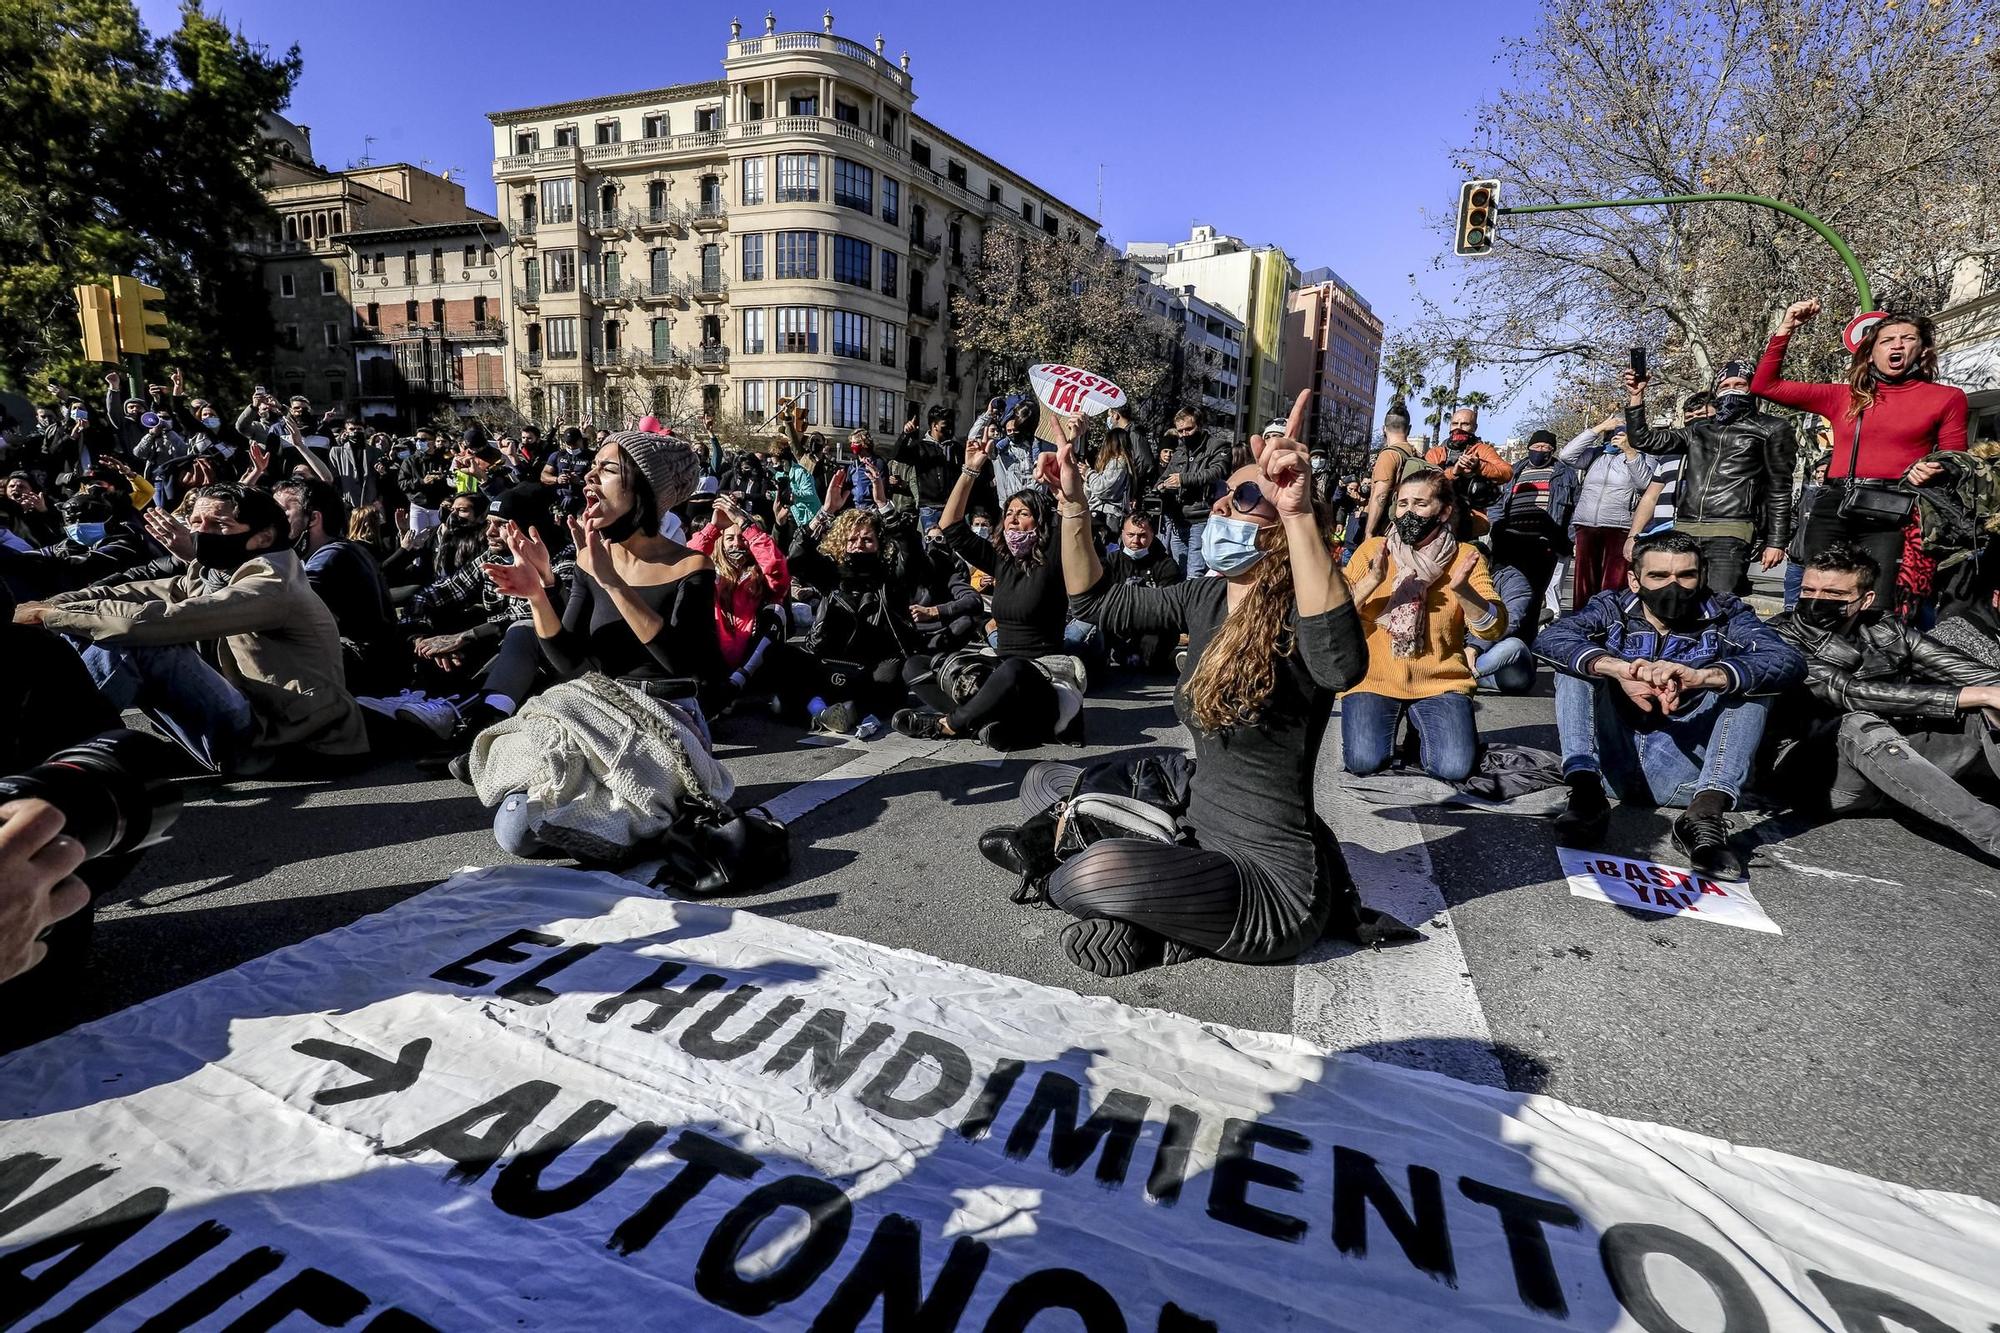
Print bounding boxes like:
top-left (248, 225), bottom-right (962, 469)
top-left (13, 484), bottom-right (367, 774)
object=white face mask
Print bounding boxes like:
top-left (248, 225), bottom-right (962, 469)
top-left (1121, 541), bottom-right (1148, 558)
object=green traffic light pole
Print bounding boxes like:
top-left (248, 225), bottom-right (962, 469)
top-left (1496, 193), bottom-right (1873, 312)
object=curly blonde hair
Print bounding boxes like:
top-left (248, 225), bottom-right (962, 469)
top-left (817, 508), bottom-right (881, 562)
top-left (1183, 502), bottom-right (1339, 732)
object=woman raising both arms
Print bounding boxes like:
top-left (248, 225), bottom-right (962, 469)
top-left (977, 393), bottom-right (1415, 977)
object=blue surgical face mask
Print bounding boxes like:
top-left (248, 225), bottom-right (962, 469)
top-left (200, 415), bottom-right (222, 431)
top-left (1199, 513), bottom-right (1269, 576)
top-left (66, 521), bottom-right (107, 547)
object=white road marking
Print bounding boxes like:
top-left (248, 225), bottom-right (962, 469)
top-left (1296, 785), bottom-right (1506, 1088)
top-left (1757, 843), bottom-right (1916, 890)
top-left (758, 735), bottom-right (953, 824)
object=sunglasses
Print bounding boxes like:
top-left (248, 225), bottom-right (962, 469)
top-left (1229, 481), bottom-right (1270, 513)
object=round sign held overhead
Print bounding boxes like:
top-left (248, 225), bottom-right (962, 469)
top-left (1028, 364), bottom-right (1127, 418)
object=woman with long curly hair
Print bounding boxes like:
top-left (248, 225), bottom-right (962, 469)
top-left (1751, 300), bottom-right (1968, 596)
top-left (772, 469), bottom-right (927, 732)
top-left (1339, 468), bottom-right (1502, 783)
top-left (892, 431), bottom-right (1082, 749)
top-left (976, 396), bottom-right (1408, 978)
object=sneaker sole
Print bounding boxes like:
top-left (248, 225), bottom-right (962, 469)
top-left (393, 708), bottom-right (457, 741)
top-left (1059, 917), bottom-right (1165, 977)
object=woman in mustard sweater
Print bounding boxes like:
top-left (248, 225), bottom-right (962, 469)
top-left (1340, 468), bottom-right (1504, 782)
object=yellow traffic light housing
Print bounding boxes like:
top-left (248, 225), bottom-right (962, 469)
top-left (112, 274), bottom-right (171, 355)
top-left (1454, 180), bottom-right (1500, 257)
top-left (75, 284), bottom-right (119, 363)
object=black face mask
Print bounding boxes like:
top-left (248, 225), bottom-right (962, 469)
top-left (193, 529), bottom-right (257, 571)
top-left (1712, 392), bottom-right (1755, 425)
top-left (1394, 511), bottom-right (1443, 547)
top-left (1638, 581), bottom-right (1706, 626)
top-left (843, 550), bottom-right (882, 581)
top-left (1796, 596), bottom-right (1859, 631)
top-left (597, 508), bottom-right (643, 543)
top-left (1526, 448), bottom-right (1554, 467)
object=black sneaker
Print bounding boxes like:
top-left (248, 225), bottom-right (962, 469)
top-left (1552, 774), bottom-right (1611, 846)
top-left (891, 708), bottom-right (950, 740)
top-left (1673, 811), bottom-right (1747, 881)
top-left (1060, 917), bottom-right (1167, 977)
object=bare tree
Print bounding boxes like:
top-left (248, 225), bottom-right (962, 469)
top-left (953, 229), bottom-right (1190, 428)
top-left (1451, 0), bottom-right (2000, 395)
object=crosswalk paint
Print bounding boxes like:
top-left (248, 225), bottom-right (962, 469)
top-left (758, 734), bottom-right (953, 824)
top-left (1295, 782), bottom-right (1507, 1088)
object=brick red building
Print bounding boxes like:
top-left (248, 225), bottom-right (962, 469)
top-left (336, 218), bottom-right (512, 429)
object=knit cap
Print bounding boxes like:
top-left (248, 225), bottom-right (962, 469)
top-left (605, 429), bottom-right (699, 513)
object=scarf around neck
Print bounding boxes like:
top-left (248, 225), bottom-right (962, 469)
top-left (1380, 525), bottom-right (1458, 659)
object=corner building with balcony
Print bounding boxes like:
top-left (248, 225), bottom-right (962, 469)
top-left (488, 13), bottom-right (1096, 435)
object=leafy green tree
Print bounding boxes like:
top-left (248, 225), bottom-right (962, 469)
top-left (0, 0), bottom-right (299, 402)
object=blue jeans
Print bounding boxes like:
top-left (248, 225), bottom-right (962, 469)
top-left (1783, 559), bottom-right (1804, 609)
top-left (1554, 673), bottom-right (1768, 806)
top-left (1340, 690), bottom-right (1479, 783)
top-left (918, 505), bottom-right (944, 533)
top-left (1472, 637), bottom-right (1537, 695)
top-left (1063, 617), bottom-right (1105, 668)
top-left (1162, 514), bottom-right (1209, 579)
top-left (81, 640), bottom-right (254, 770)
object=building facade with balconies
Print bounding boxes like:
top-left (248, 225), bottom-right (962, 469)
top-left (487, 12), bottom-right (1095, 435)
top-left (335, 219), bottom-right (512, 428)
top-left (253, 146), bottom-right (491, 415)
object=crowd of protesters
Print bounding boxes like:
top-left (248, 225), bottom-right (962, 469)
top-left (5, 295), bottom-right (1999, 987)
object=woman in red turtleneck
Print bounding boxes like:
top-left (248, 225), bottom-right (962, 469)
top-left (1751, 299), bottom-right (1967, 592)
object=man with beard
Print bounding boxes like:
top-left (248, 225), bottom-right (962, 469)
top-left (1535, 532), bottom-right (1805, 879)
top-left (13, 484), bottom-right (366, 773)
top-left (1624, 359), bottom-right (1799, 597)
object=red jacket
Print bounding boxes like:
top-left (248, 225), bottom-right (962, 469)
top-left (686, 521), bottom-right (789, 672)
top-left (1750, 332), bottom-right (1967, 480)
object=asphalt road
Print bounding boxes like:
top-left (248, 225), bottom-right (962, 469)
top-left (13, 608), bottom-right (2000, 1204)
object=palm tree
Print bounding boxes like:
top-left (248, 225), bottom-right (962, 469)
top-left (1421, 383), bottom-right (1457, 446)
top-left (1444, 338), bottom-right (1478, 412)
top-left (1379, 336), bottom-right (1430, 416)
top-left (1458, 389), bottom-right (1493, 432)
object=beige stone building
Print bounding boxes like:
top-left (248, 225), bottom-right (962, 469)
top-left (486, 13), bottom-right (1095, 435)
top-left (251, 121), bottom-right (490, 414)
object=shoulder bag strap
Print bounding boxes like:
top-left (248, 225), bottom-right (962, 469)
top-left (1844, 408), bottom-right (1865, 485)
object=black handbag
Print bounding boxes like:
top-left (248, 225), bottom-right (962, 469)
top-left (1835, 410), bottom-right (1917, 526)
top-left (651, 805), bottom-right (791, 896)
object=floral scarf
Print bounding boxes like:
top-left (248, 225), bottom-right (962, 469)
top-left (1380, 525), bottom-right (1458, 658)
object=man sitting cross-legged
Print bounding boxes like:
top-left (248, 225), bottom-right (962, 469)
top-left (1535, 531), bottom-right (1805, 878)
top-left (1764, 543), bottom-right (2000, 863)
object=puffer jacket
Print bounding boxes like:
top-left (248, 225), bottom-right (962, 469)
top-left (1625, 403), bottom-right (1799, 550)
top-left (1768, 610), bottom-right (2000, 721)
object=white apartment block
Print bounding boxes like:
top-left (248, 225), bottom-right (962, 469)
top-left (1937, 252), bottom-right (2000, 446)
top-left (488, 13), bottom-right (1096, 435)
top-left (1136, 275), bottom-right (1245, 433)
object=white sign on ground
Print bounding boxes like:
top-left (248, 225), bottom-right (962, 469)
top-left (1558, 846), bottom-right (1782, 934)
top-left (3, 867), bottom-right (1990, 1330)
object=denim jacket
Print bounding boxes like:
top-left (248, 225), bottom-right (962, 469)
top-left (1534, 589), bottom-right (1805, 697)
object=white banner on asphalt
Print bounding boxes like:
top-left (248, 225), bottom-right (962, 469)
top-left (1558, 846), bottom-right (1782, 934)
top-left (2, 867), bottom-right (1993, 1330)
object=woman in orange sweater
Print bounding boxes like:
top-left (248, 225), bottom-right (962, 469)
top-left (1340, 469), bottom-right (1504, 782)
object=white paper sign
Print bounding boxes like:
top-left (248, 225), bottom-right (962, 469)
top-left (1558, 846), bottom-right (1781, 933)
top-left (4, 867), bottom-right (1990, 1332)
top-left (1027, 363), bottom-right (1126, 417)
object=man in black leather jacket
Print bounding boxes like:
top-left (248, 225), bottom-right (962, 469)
top-left (1155, 407), bottom-right (1232, 578)
top-left (1625, 358), bottom-right (1798, 597)
top-left (1764, 544), bottom-right (2000, 861)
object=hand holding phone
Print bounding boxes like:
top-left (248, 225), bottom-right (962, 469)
top-left (1629, 347), bottom-right (1647, 381)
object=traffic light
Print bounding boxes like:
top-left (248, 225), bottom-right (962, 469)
top-left (1454, 179), bottom-right (1500, 257)
top-left (75, 284), bottom-right (119, 363)
top-left (112, 274), bottom-right (171, 355)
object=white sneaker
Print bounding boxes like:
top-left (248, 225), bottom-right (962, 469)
top-left (394, 695), bottom-right (460, 740)
top-left (854, 714), bottom-right (884, 740)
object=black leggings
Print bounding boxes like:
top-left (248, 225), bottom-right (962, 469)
top-left (1020, 761), bottom-right (1246, 959)
top-left (906, 655), bottom-right (1061, 744)
top-left (765, 642), bottom-right (908, 721)
top-left (1801, 487), bottom-right (1907, 598)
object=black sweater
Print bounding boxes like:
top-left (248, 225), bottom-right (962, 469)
top-left (941, 519), bottom-right (1068, 658)
top-left (541, 567), bottom-right (724, 698)
top-left (1073, 575), bottom-right (1368, 957)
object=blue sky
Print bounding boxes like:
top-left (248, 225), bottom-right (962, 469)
top-left (144, 0), bottom-right (1544, 431)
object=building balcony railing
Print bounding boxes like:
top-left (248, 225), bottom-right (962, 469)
top-left (692, 276), bottom-right (728, 302)
top-left (635, 347), bottom-right (685, 370)
top-left (635, 204), bottom-right (685, 234)
top-left (583, 275), bottom-right (634, 304)
top-left (906, 300), bottom-right (938, 324)
top-left (508, 219), bottom-right (536, 243)
top-left (582, 208), bottom-right (635, 235)
top-left (909, 229), bottom-right (940, 257)
top-left (692, 343), bottom-right (729, 371)
top-left (727, 30), bottom-right (909, 91)
top-left (909, 366), bottom-right (938, 386)
top-left (687, 200), bottom-right (727, 230)
top-left (636, 275), bottom-right (691, 303)
top-left (517, 352), bottom-right (544, 374)
top-left (463, 318), bottom-right (507, 340)
top-left (352, 324), bottom-right (382, 340)
top-left (495, 109), bottom-right (906, 182)
top-left (514, 286), bottom-right (540, 308)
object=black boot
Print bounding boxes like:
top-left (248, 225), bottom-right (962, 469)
top-left (978, 806), bottom-right (1061, 880)
top-left (1553, 772), bottom-right (1611, 846)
